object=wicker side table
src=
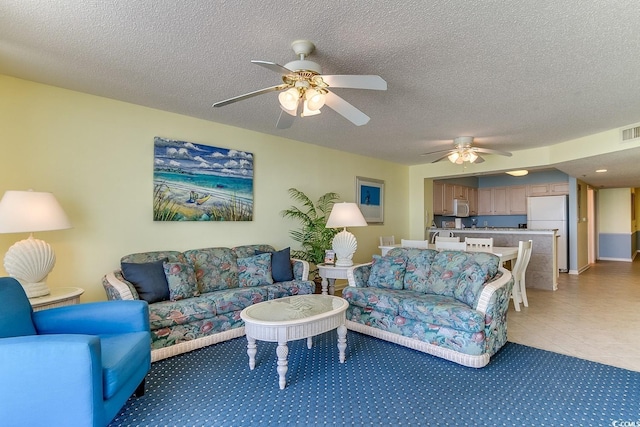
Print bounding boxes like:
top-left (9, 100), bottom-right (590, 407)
top-left (29, 287), bottom-right (84, 311)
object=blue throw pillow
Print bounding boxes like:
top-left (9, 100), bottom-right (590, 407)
top-left (256, 247), bottom-right (294, 282)
top-left (121, 258), bottom-right (170, 303)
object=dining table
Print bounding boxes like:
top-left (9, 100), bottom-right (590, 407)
top-left (378, 243), bottom-right (519, 267)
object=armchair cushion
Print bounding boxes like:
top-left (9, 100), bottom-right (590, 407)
top-left (101, 332), bottom-right (151, 399)
top-left (121, 259), bottom-right (170, 303)
top-left (0, 279), bottom-right (36, 338)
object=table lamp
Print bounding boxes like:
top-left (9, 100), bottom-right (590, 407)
top-left (325, 202), bottom-right (367, 267)
top-left (0, 190), bottom-right (72, 297)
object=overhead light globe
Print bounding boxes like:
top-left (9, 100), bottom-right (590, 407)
top-left (278, 88), bottom-right (300, 111)
top-left (305, 88), bottom-right (326, 111)
top-left (301, 100), bottom-right (321, 117)
top-left (467, 151), bottom-right (478, 163)
top-left (448, 152), bottom-right (460, 163)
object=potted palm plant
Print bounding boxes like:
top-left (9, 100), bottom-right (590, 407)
top-left (281, 188), bottom-right (340, 278)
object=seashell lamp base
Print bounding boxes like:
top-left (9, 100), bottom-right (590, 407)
top-left (4, 236), bottom-right (55, 298)
top-left (332, 229), bottom-right (358, 267)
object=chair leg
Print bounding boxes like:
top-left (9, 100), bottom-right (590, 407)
top-left (520, 279), bottom-right (529, 308)
top-left (134, 378), bottom-right (146, 397)
top-left (512, 280), bottom-right (521, 311)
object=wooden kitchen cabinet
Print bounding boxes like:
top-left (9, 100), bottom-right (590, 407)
top-left (527, 182), bottom-right (569, 197)
top-left (433, 181), bottom-right (444, 215)
top-left (468, 187), bottom-right (478, 216)
top-left (478, 187), bottom-right (507, 215)
top-left (507, 185), bottom-right (527, 214)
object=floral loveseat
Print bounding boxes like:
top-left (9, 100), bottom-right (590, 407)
top-left (102, 244), bottom-right (314, 362)
top-left (343, 248), bottom-right (513, 368)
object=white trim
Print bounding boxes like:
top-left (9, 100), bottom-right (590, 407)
top-left (597, 257), bottom-right (633, 262)
top-left (151, 327), bottom-right (246, 362)
top-left (475, 267), bottom-right (511, 314)
top-left (346, 320), bottom-right (489, 368)
top-left (105, 271), bottom-right (135, 300)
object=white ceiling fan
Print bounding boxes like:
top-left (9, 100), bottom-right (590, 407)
top-left (212, 40), bottom-right (387, 129)
top-left (422, 136), bottom-right (512, 164)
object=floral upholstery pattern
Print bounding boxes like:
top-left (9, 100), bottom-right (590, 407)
top-left (184, 247), bottom-right (238, 293)
top-left (103, 244), bottom-right (314, 359)
top-left (163, 262), bottom-right (200, 301)
top-left (344, 247), bottom-right (513, 366)
top-left (367, 254), bottom-right (407, 290)
top-left (237, 253), bottom-right (273, 287)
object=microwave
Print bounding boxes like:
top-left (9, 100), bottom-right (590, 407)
top-left (453, 199), bottom-right (470, 217)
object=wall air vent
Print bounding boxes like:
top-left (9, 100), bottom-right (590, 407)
top-left (621, 123), bottom-right (640, 141)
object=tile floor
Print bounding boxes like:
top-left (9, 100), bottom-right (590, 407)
top-left (508, 258), bottom-right (640, 372)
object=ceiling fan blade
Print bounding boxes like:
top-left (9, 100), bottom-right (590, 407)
top-left (421, 148), bottom-right (457, 157)
top-left (474, 155), bottom-right (485, 164)
top-left (251, 60), bottom-right (292, 75)
top-left (322, 75), bottom-right (387, 90)
top-left (212, 84), bottom-right (288, 108)
top-left (473, 147), bottom-right (512, 157)
top-left (429, 152), bottom-right (455, 163)
top-left (276, 108), bottom-right (296, 129)
top-left (323, 91), bottom-right (370, 126)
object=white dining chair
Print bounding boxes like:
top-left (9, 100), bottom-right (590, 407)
top-left (435, 236), bottom-right (460, 243)
top-left (435, 241), bottom-right (467, 251)
top-left (379, 235), bottom-right (395, 246)
top-left (465, 237), bottom-right (494, 252)
top-left (429, 230), bottom-right (455, 243)
top-left (511, 240), bottom-right (533, 311)
top-left (401, 239), bottom-right (428, 249)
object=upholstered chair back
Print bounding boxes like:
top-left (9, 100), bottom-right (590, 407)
top-left (0, 277), bottom-right (37, 338)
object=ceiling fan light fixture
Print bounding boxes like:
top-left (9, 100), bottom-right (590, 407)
top-left (278, 87), bottom-right (300, 111)
top-left (448, 152), bottom-right (460, 163)
top-left (301, 100), bottom-right (321, 117)
top-left (305, 88), bottom-right (326, 110)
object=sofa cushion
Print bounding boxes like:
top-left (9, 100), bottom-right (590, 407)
top-left (184, 247), bottom-right (238, 293)
top-left (342, 286), bottom-right (404, 317)
top-left (233, 244), bottom-right (276, 259)
top-left (147, 297), bottom-right (217, 331)
top-left (403, 249), bottom-right (438, 292)
top-left (121, 251), bottom-right (187, 264)
top-left (367, 254), bottom-right (407, 290)
top-left (238, 253), bottom-right (274, 287)
top-left (399, 294), bottom-right (485, 334)
top-left (101, 331), bottom-right (151, 400)
top-left (212, 287), bottom-right (269, 315)
top-left (256, 247), bottom-right (294, 282)
top-left (163, 261), bottom-right (200, 301)
top-left (266, 281), bottom-right (315, 300)
top-left (121, 259), bottom-right (170, 303)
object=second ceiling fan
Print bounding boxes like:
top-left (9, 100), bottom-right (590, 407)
top-left (212, 40), bottom-right (387, 128)
top-left (422, 137), bottom-right (512, 164)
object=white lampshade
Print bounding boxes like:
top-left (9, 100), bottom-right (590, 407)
top-left (0, 190), bottom-right (71, 297)
top-left (304, 88), bottom-right (326, 111)
top-left (278, 88), bottom-right (300, 111)
top-left (301, 100), bottom-right (321, 117)
top-left (326, 203), bottom-right (367, 267)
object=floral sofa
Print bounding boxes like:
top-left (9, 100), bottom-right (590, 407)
top-left (343, 247), bottom-right (513, 368)
top-left (102, 244), bottom-right (314, 362)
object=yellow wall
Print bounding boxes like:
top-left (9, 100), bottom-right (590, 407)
top-left (0, 75), bottom-right (409, 301)
top-left (598, 188), bottom-right (631, 234)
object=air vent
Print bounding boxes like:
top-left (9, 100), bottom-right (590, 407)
top-left (621, 123), bottom-right (640, 141)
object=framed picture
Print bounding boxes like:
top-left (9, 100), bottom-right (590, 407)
top-left (356, 176), bottom-right (384, 224)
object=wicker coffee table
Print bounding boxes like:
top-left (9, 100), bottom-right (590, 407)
top-left (240, 294), bottom-right (348, 389)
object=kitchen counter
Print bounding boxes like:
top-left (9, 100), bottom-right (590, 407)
top-left (429, 227), bottom-right (557, 234)
top-left (428, 227), bottom-right (559, 291)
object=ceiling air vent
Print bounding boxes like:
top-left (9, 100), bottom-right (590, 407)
top-left (621, 123), bottom-right (640, 141)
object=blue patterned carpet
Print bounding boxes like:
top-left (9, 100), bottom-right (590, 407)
top-left (110, 331), bottom-right (640, 426)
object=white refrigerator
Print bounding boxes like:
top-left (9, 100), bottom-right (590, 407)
top-left (527, 195), bottom-right (568, 272)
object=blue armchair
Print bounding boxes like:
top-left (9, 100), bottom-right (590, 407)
top-left (0, 277), bottom-right (151, 427)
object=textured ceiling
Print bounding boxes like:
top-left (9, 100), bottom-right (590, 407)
top-left (3, 1), bottom-right (640, 188)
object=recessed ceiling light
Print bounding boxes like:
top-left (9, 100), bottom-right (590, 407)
top-left (506, 170), bottom-right (529, 176)
top-left (595, 169), bottom-right (607, 173)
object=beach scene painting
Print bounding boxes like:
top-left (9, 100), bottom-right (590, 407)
top-left (153, 137), bottom-right (253, 221)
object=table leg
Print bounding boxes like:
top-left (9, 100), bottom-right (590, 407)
top-left (321, 276), bottom-right (329, 295)
top-left (337, 324), bottom-right (347, 363)
top-left (276, 340), bottom-right (289, 390)
top-left (328, 278), bottom-right (335, 295)
top-left (307, 336), bottom-right (313, 349)
top-left (246, 335), bottom-right (257, 370)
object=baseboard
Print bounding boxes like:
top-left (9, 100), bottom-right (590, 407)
top-left (597, 257), bottom-right (633, 262)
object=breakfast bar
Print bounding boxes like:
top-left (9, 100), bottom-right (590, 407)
top-left (429, 228), bottom-right (559, 291)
